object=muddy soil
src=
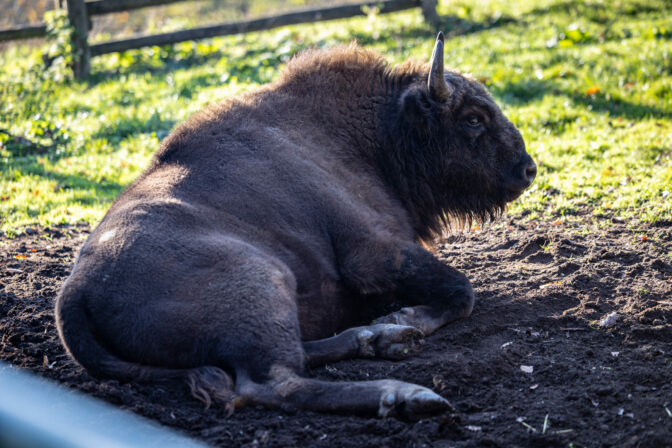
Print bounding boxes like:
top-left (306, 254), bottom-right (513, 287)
top-left (1, 215), bottom-right (671, 447)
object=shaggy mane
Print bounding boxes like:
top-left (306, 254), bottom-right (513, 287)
top-left (279, 43), bottom-right (429, 93)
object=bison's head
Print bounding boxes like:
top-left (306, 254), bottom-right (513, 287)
top-left (388, 33), bottom-right (536, 237)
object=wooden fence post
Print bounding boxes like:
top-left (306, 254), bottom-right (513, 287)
top-left (65, 0), bottom-right (90, 79)
top-left (421, 0), bottom-right (440, 28)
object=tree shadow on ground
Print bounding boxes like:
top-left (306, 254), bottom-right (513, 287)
top-left (566, 89), bottom-right (672, 120)
top-left (45, 170), bottom-right (124, 204)
top-left (93, 113), bottom-right (176, 143)
top-left (489, 79), bottom-right (552, 105)
top-left (389, 12), bottom-right (517, 44)
top-left (524, 0), bottom-right (668, 22)
top-left (487, 76), bottom-right (671, 120)
top-left (88, 51), bottom-right (227, 86)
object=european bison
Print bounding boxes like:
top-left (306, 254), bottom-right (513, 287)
top-left (56, 33), bottom-right (536, 418)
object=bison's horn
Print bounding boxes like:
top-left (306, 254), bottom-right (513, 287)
top-left (428, 32), bottom-right (451, 100)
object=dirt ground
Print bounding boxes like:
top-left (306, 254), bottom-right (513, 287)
top-left (1, 214), bottom-right (671, 447)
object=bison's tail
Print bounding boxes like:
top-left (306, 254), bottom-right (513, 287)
top-left (55, 287), bottom-right (236, 411)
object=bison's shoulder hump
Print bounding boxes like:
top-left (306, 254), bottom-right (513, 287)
top-left (280, 43), bottom-right (388, 80)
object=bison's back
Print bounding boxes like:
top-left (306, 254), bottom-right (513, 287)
top-left (144, 102), bottom-right (412, 255)
top-left (66, 111), bottom-right (405, 341)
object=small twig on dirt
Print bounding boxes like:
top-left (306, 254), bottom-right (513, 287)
top-left (559, 327), bottom-right (588, 331)
top-left (554, 429), bottom-right (574, 434)
top-left (665, 406), bottom-right (672, 418)
top-left (516, 417), bottom-right (537, 433)
top-left (520, 421), bottom-right (537, 433)
top-left (542, 414), bottom-right (549, 434)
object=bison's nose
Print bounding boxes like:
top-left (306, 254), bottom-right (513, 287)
top-left (507, 154), bottom-right (536, 193)
top-left (525, 160), bottom-right (537, 186)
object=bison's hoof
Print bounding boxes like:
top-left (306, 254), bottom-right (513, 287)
top-left (356, 329), bottom-right (377, 357)
top-left (357, 324), bottom-right (424, 360)
top-left (378, 383), bottom-right (452, 419)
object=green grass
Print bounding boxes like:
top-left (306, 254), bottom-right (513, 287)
top-left (1, 0), bottom-right (671, 235)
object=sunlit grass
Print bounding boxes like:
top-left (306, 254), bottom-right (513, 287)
top-left (1, 0), bottom-right (670, 235)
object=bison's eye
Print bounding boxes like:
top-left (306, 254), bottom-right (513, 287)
top-left (466, 114), bottom-right (482, 128)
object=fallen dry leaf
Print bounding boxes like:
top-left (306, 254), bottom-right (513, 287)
top-left (540, 281), bottom-right (562, 289)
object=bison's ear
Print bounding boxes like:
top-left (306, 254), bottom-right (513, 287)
top-left (400, 86), bottom-right (433, 126)
top-left (428, 32), bottom-right (452, 101)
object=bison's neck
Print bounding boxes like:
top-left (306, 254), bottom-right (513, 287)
top-left (277, 61), bottom-right (445, 241)
top-left (375, 78), bottom-right (451, 242)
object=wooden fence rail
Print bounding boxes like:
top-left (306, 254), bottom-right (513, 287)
top-left (85, 0), bottom-right (186, 15)
top-left (0, 25), bottom-right (48, 42)
top-left (1, 0), bottom-right (438, 79)
top-left (0, 0), bottom-right (182, 42)
top-left (90, 0), bottom-right (422, 56)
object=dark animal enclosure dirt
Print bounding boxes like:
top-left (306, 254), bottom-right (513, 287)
top-left (1, 215), bottom-right (671, 447)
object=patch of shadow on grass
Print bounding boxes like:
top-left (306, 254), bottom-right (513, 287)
top-left (48, 171), bottom-right (124, 205)
top-left (390, 13), bottom-right (517, 42)
top-left (88, 49), bottom-right (227, 86)
top-left (523, 0), bottom-right (667, 22)
top-left (566, 89), bottom-right (672, 120)
top-left (489, 79), bottom-right (553, 105)
top-left (93, 115), bottom-right (176, 143)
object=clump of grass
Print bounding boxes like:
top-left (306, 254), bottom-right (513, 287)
top-left (1, 0), bottom-right (670, 235)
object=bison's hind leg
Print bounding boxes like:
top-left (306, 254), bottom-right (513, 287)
top-left (234, 365), bottom-right (452, 419)
top-left (232, 327), bottom-right (450, 417)
top-left (222, 296), bottom-right (448, 417)
top-left (198, 241), bottom-right (449, 418)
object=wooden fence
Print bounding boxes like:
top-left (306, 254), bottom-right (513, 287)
top-left (0, 0), bottom-right (439, 79)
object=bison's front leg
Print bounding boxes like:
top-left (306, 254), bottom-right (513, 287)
top-left (341, 242), bottom-right (475, 336)
top-left (303, 323), bottom-right (424, 367)
top-left (373, 304), bottom-right (467, 337)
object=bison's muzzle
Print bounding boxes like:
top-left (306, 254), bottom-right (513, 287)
top-left (505, 153), bottom-right (537, 199)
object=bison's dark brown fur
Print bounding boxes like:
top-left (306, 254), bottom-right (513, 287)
top-left (56, 34), bottom-right (535, 418)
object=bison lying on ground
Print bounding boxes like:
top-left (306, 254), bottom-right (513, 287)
top-left (56, 33), bottom-right (536, 418)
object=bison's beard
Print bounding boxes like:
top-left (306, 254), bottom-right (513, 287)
top-left (432, 192), bottom-right (508, 238)
top-left (405, 181), bottom-right (510, 243)
top-left (444, 198), bottom-right (507, 231)
top-left (378, 160), bottom-right (511, 242)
